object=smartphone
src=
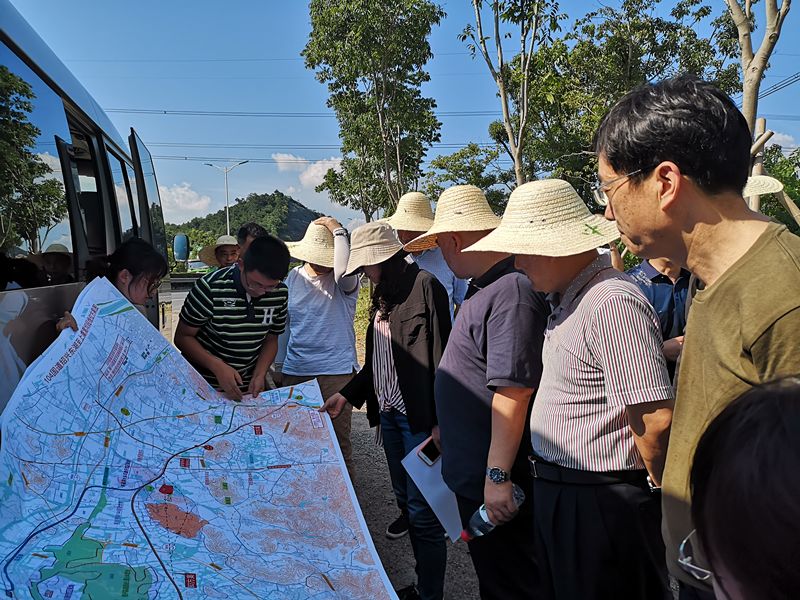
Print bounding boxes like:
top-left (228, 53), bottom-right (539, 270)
top-left (417, 437), bottom-right (441, 466)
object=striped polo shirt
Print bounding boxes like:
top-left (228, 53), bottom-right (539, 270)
top-left (179, 265), bottom-right (288, 389)
top-left (530, 254), bottom-right (674, 472)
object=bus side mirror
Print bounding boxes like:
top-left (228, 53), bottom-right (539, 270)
top-left (173, 233), bottom-right (190, 261)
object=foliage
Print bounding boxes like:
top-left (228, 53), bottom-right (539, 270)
top-left (303, 0), bottom-right (444, 219)
top-left (0, 66), bottom-right (67, 252)
top-left (423, 143), bottom-right (512, 212)
top-left (762, 146), bottom-right (800, 235)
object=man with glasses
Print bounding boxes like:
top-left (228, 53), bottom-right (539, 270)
top-left (175, 235), bottom-right (290, 400)
top-left (594, 74), bottom-right (800, 599)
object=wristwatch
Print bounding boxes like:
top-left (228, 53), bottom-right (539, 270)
top-left (486, 466), bottom-right (509, 484)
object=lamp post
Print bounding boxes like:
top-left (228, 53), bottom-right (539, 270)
top-left (204, 160), bottom-right (249, 235)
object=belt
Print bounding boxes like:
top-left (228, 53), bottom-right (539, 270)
top-left (529, 456), bottom-right (647, 486)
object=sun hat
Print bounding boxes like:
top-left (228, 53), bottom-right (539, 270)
top-left (465, 179), bottom-right (620, 257)
top-left (386, 192), bottom-right (435, 232)
top-left (344, 222), bottom-right (404, 276)
top-left (199, 234), bottom-right (239, 267)
top-left (743, 175), bottom-right (784, 197)
top-left (403, 185), bottom-right (501, 252)
top-left (285, 222), bottom-right (335, 268)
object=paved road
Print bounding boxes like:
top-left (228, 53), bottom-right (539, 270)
top-left (350, 409), bottom-right (480, 599)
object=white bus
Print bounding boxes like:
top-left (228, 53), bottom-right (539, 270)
top-left (0, 0), bottom-right (171, 414)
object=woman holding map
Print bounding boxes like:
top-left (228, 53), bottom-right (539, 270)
top-left (56, 238), bottom-right (168, 332)
top-left (321, 221), bottom-right (451, 600)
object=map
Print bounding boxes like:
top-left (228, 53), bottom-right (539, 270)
top-left (0, 277), bottom-right (396, 600)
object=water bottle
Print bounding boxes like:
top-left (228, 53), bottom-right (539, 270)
top-left (460, 483), bottom-right (526, 541)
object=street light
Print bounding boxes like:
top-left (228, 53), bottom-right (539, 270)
top-left (204, 160), bottom-right (249, 235)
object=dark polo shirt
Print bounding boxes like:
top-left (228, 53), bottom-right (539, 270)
top-left (435, 257), bottom-right (549, 501)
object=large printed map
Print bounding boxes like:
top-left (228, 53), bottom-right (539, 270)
top-left (0, 278), bottom-right (395, 600)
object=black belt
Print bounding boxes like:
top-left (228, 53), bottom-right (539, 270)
top-left (529, 456), bottom-right (647, 486)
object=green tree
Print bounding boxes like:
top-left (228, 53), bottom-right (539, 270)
top-left (0, 65), bottom-right (67, 252)
top-left (303, 0), bottom-right (444, 218)
top-left (424, 143), bottom-right (512, 211)
top-left (762, 145), bottom-right (800, 234)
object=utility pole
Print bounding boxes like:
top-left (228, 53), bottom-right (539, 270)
top-left (204, 160), bottom-right (249, 235)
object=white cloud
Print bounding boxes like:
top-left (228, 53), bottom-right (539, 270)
top-left (768, 132), bottom-right (796, 148)
top-left (285, 185), bottom-right (299, 195)
top-left (159, 182), bottom-right (212, 223)
top-left (272, 153), bottom-right (309, 172)
top-left (299, 157), bottom-right (342, 189)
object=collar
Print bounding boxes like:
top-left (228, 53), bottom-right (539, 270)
top-left (230, 265), bottom-right (249, 300)
top-left (639, 260), bottom-right (691, 283)
top-left (549, 253), bottom-right (613, 312)
top-left (470, 256), bottom-right (517, 293)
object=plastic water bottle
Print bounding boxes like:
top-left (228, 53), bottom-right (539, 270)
top-left (460, 483), bottom-right (526, 541)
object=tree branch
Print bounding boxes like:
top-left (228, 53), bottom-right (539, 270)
top-left (726, 0), bottom-right (755, 67)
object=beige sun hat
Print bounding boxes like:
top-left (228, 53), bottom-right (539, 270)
top-left (743, 175), bottom-right (784, 197)
top-left (199, 235), bottom-right (239, 267)
top-left (344, 222), bottom-right (404, 276)
top-left (386, 192), bottom-right (435, 232)
top-left (286, 222), bottom-right (335, 268)
top-left (465, 179), bottom-right (620, 257)
top-left (403, 185), bottom-right (501, 252)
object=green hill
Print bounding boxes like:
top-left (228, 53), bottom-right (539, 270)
top-left (166, 191), bottom-right (322, 259)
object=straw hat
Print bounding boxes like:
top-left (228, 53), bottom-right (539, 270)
top-left (199, 235), bottom-right (239, 267)
top-left (743, 175), bottom-right (784, 197)
top-left (286, 222), bottom-right (335, 268)
top-left (386, 192), bottom-right (435, 232)
top-left (344, 222), bottom-right (404, 276)
top-left (404, 185), bottom-right (501, 252)
top-left (465, 179), bottom-right (620, 257)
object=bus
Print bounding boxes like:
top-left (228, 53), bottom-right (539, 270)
top-left (0, 0), bottom-right (171, 414)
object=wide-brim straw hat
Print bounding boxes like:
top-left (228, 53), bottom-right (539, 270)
top-left (404, 185), bottom-right (501, 252)
top-left (199, 234), bottom-right (239, 267)
top-left (743, 175), bottom-right (784, 197)
top-left (386, 191), bottom-right (435, 232)
top-left (345, 222), bottom-right (404, 276)
top-left (286, 222), bottom-right (335, 268)
top-left (466, 179), bottom-right (620, 257)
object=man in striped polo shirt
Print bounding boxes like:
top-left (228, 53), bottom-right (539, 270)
top-left (467, 179), bottom-right (674, 600)
top-left (175, 235), bottom-right (289, 400)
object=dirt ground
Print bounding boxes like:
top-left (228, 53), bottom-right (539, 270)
top-left (349, 408), bottom-right (480, 599)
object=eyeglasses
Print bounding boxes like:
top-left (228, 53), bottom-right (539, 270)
top-left (678, 529), bottom-right (712, 582)
top-left (591, 167), bottom-right (650, 207)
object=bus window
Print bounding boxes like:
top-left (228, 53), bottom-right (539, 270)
top-left (125, 163), bottom-right (142, 231)
top-left (107, 149), bottom-right (137, 241)
top-left (0, 40), bottom-right (74, 289)
top-left (65, 124), bottom-right (107, 259)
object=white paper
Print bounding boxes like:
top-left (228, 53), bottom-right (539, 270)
top-left (402, 438), bottom-right (463, 543)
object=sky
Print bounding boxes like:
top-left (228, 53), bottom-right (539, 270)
top-left (8, 0), bottom-right (800, 230)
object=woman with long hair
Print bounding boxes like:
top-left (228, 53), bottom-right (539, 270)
top-left (321, 222), bottom-right (452, 600)
top-left (57, 238), bottom-right (168, 331)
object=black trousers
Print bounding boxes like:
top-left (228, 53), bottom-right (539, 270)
top-left (532, 476), bottom-right (670, 600)
top-left (456, 490), bottom-right (538, 600)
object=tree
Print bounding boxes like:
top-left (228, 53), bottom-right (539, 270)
top-left (0, 66), bottom-right (68, 252)
top-left (762, 145), bottom-right (800, 234)
top-left (424, 143), bottom-right (513, 211)
top-left (317, 154), bottom-right (388, 222)
top-left (459, 0), bottom-right (565, 186)
top-left (303, 0), bottom-right (444, 217)
top-left (724, 0), bottom-right (791, 134)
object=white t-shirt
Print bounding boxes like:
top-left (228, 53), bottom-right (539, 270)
top-left (281, 265), bottom-right (360, 376)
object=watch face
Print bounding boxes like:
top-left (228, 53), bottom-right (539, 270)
top-left (488, 467), bottom-right (507, 483)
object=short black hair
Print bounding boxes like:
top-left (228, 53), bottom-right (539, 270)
top-left (691, 377), bottom-right (800, 598)
top-left (594, 75), bottom-right (751, 196)
top-left (236, 222), bottom-right (268, 246)
top-left (242, 234), bottom-right (289, 280)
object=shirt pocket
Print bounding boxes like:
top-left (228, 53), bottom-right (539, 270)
top-left (394, 303), bottom-right (429, 347)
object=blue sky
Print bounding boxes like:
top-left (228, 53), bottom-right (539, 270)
top-left (9, 0), bottom-right (800, 230)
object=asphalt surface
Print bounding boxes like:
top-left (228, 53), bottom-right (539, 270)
top-left (350, 408), bottom-right (480, 599)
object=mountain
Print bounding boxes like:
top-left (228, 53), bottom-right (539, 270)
top-left (169, 190), bottom-right (321, 242)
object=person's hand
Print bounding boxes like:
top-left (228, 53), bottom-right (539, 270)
top-left (212, 363), bottom-right (244, 401)
top-left (319, 392), bottom-right (348, 417)
top-left (247, 372), bottom-right (267, 399)
top-left (663, 336), bottom-right (685, 362)
top-left (56, 311), bottom-right (78, 332)
top-left (431, 425), bottom-right (442, 452)
top-left (483, 480), bottom-right (519, 525)
top-left (314, 216), bottom-right (343, 234)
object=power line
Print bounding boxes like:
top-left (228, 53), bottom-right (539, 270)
top-left (64, 52), bottom-right (471, 64)
top-left (106, 108), bottom-right (502, 118)
top-left (151, 154), bottom-right (515, 165)
top-left (146, 141), bottom-right (497, 150)
top-left (758, 72), bottom-right (800, 100)
top-left (762, 114), bottom-right (800, 122)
